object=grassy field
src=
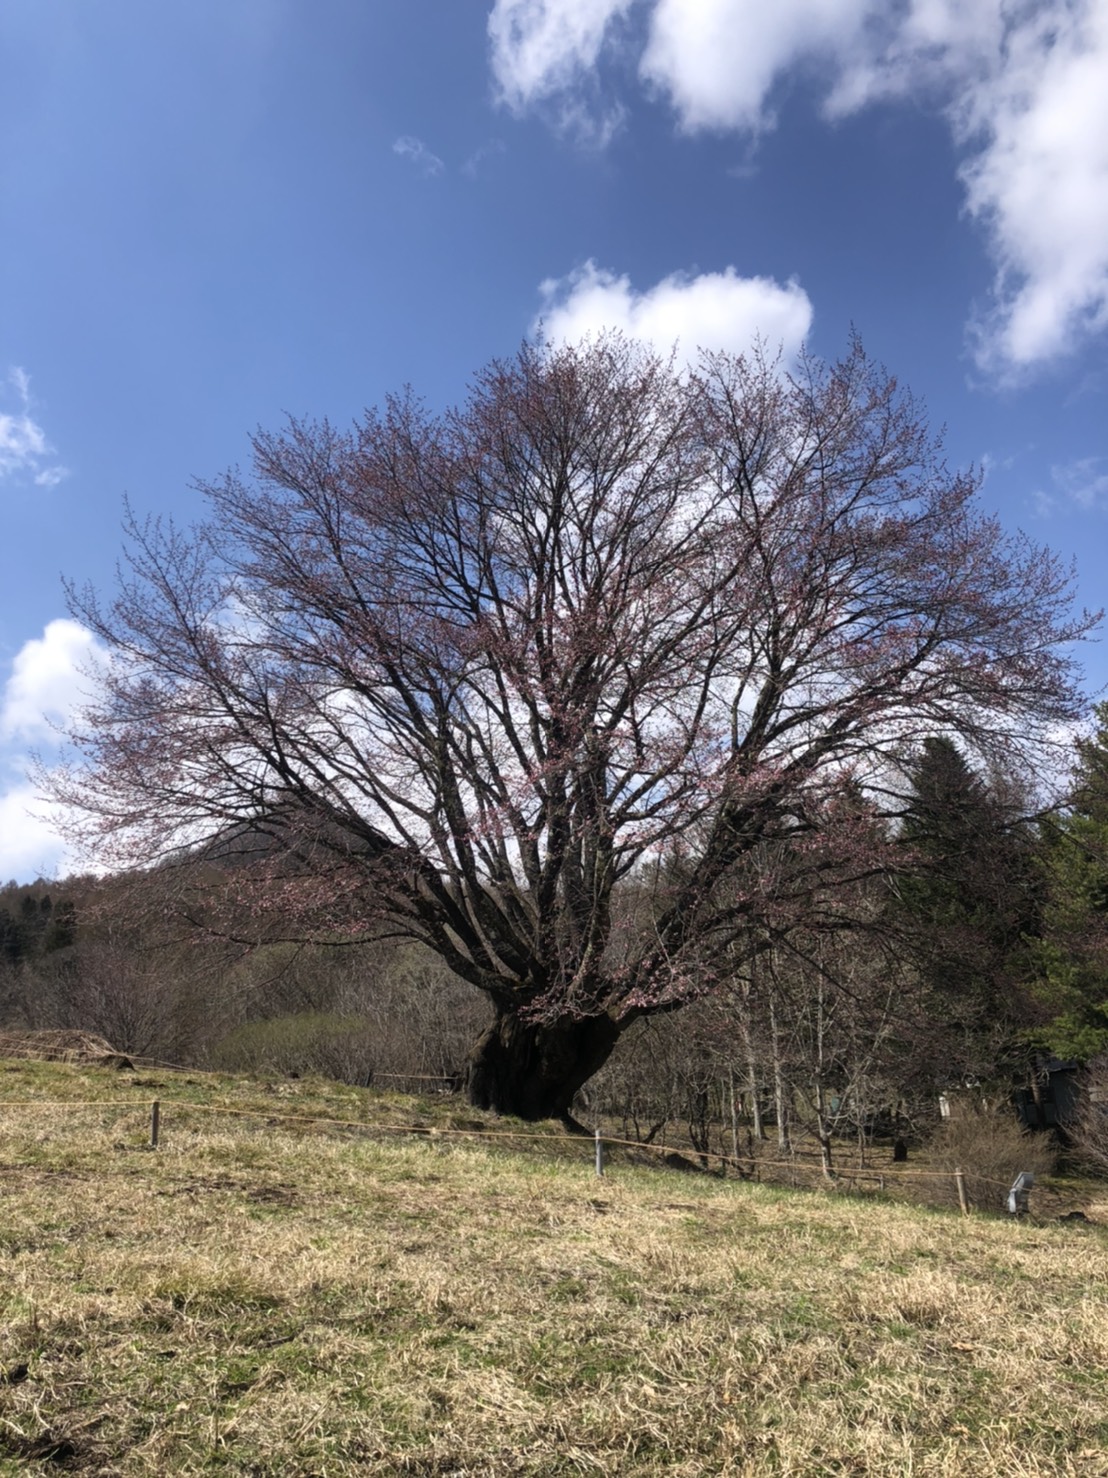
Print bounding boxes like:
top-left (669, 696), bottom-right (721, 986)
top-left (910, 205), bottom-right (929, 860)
top-left (1, 1058), bottom-right (1108, 1475)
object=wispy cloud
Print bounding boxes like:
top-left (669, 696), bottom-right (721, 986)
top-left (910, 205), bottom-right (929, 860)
top-left (489, 0), bottom-right (632, 106)
top-left (489, 0), bottom-right (1108, 378)
top-left (462, 137), bottom-right (508, 177)
top-left (488, 0), bottom-right (634, 144)
top-left (0, 367), bottom-right (68, 489)
top-left (392, 134), bottom-right (446, 176)
top-left (1040, 457), bottom-right (1108, 516)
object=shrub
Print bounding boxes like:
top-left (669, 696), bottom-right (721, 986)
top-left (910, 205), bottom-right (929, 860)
top-left (926, 1106), bottom-right (1056, 1213)
top-left (210, 1012), bottom-right (375, 1085)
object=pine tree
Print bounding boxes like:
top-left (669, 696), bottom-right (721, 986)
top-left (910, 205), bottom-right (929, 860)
top-left (894, 737), bottom-right (1042, 1076)
top-left (1031, 704), bottom-right (1108, 1060)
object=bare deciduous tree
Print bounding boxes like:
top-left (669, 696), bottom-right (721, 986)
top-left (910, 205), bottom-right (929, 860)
top-left (51, 335), bottom-right (1094, 1120)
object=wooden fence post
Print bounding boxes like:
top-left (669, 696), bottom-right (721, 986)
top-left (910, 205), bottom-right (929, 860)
top-left (595, 1128), bottom-right (604, 1178)
top-left (955, 1167), bottom-right (969, 1216)
top-left (150, 1100), bottom-right (160, 1150)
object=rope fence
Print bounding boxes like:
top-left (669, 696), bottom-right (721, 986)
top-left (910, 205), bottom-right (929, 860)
top-left (0, 1090), bottom-right (1037, 1213)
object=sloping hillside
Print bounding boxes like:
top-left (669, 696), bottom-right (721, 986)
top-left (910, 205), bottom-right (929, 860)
top-left (1, 1059), bottom-right (1106, 1475)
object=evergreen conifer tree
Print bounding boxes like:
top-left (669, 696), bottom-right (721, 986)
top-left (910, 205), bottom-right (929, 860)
top-left (1032, 704), bottom-right (1108, 1059)
top-left (895, 737), bottom-right (1042, 1076)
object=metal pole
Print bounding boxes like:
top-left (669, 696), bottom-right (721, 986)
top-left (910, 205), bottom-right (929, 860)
top-left (595, 1128), bottom-right (604, 1178)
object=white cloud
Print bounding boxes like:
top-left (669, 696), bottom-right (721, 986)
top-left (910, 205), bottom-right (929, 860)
top-left (0, 619), bottom-right (101, 881)
top-left (829, 0), bottom-right (1108, 374)
top-left (0, 619), bottom-right (102, 744)
top-left (642, 0), bottom-right (871, 134)
top-left (535, 261), bottom-right (813, 362)
top-left (0, 367), bottom-right (68, 488)
top-left (489, 0), bottom-right (1108, 376)
top-left (34, 466), bottom-right (69, 489)
top-left (958, 3), bottom-right (1108, 374)
top-left (0, 780), bottom-right (69, 883)
top-left (824, 1), bottom-right (1006, 115)
top-left (489, 0), bottom-right (633, 110)
top-left (488, 0), bottom-right (634, 142)
top-left (392, 135), bottom-right (446, 176)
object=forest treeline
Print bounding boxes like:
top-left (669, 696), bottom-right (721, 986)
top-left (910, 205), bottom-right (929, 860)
top-left (4, 707), bottom-right (1108, 1165)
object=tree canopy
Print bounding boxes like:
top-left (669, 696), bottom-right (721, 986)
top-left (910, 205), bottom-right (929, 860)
top-left (54, 335), bottom-right (1095, 1118)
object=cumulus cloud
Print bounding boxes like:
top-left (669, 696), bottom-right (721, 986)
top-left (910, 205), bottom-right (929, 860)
top-left (641, 0), bottom-right (872, 134)
top-left (0, 619), bottom-right (103, 880)
top-left (535, 261), bottom-right (813, 363)
top-left (0, 367), bottom-right (68, 488)
top-left (392, 135), bottom-right (446, 176)
top-left (0, 781), bottom-right (69, 883)
top-left (0, 619), bottom-right (102, 744)
top-left (488, 0), bottom-right (1108, 375)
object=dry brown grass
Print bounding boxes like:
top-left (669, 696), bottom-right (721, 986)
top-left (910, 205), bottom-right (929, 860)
top-left (0, 1030), bottom-right (130, 1066)
top-left (1, 1058), bottom-right (1107, 1475)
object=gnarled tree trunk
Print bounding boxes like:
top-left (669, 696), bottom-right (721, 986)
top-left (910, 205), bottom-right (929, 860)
top-left (465, 1008), bottom-right (621, 1124)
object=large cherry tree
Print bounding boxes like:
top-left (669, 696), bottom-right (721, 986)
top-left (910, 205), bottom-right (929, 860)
top-left (55, 336), bottom-right (1094, 1120)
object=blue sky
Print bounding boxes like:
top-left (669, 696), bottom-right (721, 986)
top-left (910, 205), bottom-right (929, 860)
top-left (2, 0), bottom-right (1107, 880)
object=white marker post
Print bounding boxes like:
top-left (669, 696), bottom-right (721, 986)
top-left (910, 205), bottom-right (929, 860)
top-left (1007, 1171), bottom-right (1034, 1216)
